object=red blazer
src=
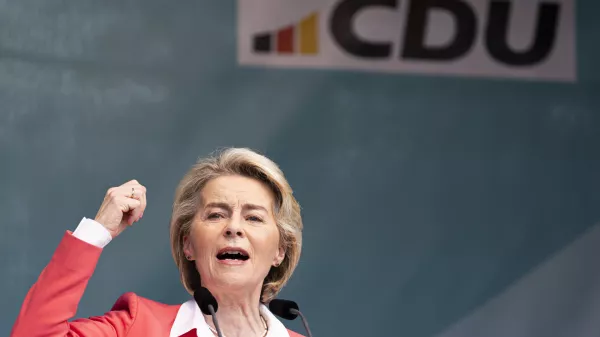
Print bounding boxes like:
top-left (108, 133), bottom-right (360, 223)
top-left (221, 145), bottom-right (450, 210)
top-left (10, 231), bottom-right (304, 337)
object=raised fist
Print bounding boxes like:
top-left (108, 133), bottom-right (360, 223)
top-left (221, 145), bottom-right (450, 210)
top-left (94, 180), bottom-right (147, 238)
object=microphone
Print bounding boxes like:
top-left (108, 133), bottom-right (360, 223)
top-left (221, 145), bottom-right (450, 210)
top-left (269, 299), bottom-right (313, 337)
top-left (194, 287), bottom-right (224, 337)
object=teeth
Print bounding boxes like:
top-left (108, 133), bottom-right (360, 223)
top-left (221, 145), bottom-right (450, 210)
top-left (223, 250), bottom-right (245, 256)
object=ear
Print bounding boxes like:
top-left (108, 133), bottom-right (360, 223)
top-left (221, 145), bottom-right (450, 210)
top-left (272, 246), bottom-right (286, 267)
top-left (183, 235), bottom-right (194, 260)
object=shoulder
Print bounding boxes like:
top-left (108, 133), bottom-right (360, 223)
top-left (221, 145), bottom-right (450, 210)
top-left (287, 329), bottom-right (305, 337)
top-left (110, 292), bottom-right (182, 321)
top-left (105, 292), bottom-right (182, 336)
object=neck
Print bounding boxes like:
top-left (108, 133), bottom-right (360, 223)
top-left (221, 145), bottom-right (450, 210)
top-left (203, 287), bottom-right (265, 337)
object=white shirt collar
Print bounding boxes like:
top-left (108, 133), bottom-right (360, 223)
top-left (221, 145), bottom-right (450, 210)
top-left (170, 299), bottom-right (290, 337)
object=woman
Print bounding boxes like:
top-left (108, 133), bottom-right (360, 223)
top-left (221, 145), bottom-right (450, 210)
top-left (10, 148), bottom-right (305, 337)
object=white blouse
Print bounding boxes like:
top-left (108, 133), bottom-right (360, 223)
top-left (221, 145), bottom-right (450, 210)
top-left (169, 298), bottom-right (290, 337)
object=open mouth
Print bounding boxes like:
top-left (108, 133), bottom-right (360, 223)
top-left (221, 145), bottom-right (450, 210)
top-left (216, 248), bottom-right (249, 262)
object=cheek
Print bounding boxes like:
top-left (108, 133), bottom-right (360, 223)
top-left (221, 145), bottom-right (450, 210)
top-left (189, 227), bottom-right (214, 257)
top-left (255, 228), bottom-right (281, 257)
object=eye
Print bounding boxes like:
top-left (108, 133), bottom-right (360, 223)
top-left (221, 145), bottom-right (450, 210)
top-left (207, 212), bottom-right (225, 220)
top-left (246, 215), bottom-right (264, 223)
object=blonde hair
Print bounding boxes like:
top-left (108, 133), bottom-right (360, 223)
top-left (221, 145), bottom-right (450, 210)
top-left (170, 148), bottom-right (303, 303)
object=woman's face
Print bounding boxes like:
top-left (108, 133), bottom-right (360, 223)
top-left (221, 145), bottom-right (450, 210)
top-left (184, 175), bottom-right (285, 294)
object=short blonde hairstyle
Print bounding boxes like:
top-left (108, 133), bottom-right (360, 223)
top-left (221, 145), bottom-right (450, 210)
top-left (170, 148), bottom-right (303, 303)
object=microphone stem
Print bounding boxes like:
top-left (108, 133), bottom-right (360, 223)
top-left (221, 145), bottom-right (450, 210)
top-left (208, 304), bottom-right (224, 337)
top-left (290, 309), bottom-right (313, 337)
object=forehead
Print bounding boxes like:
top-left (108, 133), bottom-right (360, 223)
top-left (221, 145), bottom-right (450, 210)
top-left (200, 175), bottom-right (275, 206)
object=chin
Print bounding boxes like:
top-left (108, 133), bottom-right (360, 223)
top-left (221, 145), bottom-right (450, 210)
top-left (211, 270), bottom-right (255, 289)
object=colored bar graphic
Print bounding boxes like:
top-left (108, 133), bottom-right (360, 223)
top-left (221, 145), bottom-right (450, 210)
top-left (277, 25), bottom-right (294, 53)
top-left (251, 12), bottom-right (319, 55)
top-left (253, 33), bottom-right (271, 53)
top-left (299, 13), bottom-right (318, 54)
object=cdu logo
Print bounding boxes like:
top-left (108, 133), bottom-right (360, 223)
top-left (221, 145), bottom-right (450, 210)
top-left (238, 0), bottom-right (576, 82)
top-left (330, 0), bottom-right (561, 66)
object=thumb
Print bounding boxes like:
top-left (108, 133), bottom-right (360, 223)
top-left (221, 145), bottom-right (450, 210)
top-left (117, 197), bottom-right (142, 213)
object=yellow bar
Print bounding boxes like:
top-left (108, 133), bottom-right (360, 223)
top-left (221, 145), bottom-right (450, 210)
top-left (299, 12), bottom-right (318, 55)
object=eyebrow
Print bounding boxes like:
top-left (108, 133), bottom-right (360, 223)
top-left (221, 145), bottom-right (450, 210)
top-left (204, 202), bottom-right (269, 213)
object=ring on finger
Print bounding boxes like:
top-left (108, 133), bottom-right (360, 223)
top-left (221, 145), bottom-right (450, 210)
top-left (130, 187), bottom-right (135, 198)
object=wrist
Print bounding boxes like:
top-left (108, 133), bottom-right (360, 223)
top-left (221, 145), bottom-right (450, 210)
top-left (72, 217), bottom-right (113, 248)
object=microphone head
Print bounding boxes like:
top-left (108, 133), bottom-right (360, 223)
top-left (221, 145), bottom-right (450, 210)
top-left (268, 299), bottom-right (299, 320)
top-left (194, 287), bottom-right (218, 315)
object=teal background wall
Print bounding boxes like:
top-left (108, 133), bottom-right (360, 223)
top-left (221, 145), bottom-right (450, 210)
top-left (1, 1), bottom-right (599, 336)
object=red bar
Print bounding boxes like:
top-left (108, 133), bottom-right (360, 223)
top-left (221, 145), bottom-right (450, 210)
top-left (277, 25), bottom-right (294, 53)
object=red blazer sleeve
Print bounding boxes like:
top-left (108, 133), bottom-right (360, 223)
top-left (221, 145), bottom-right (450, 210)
top-left (10, 231), bottom-right (137, 337)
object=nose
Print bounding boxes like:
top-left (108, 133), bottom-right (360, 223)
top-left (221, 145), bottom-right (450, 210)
top-left (224, 228), bottom-right (243, 238)
top-left (224, 217), bottom-right (244, 239)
